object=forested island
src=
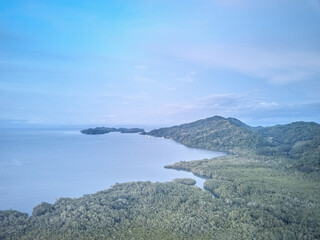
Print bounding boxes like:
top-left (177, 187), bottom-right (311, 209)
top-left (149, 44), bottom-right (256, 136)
top-left (1, 116), bottom-right (319, 239)
top-left (80, 127), bottom-right (145, 135)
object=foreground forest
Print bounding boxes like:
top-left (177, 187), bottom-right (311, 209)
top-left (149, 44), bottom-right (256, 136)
top-left (1, 116), bottom-right (319, 239)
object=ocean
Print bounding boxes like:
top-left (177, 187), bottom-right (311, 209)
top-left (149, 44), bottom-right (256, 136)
top-left (0, 128), bottom-right (224, 214)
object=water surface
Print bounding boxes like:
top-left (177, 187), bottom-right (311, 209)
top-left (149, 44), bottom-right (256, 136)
top-left (0, 128), bottom-right (224, 214)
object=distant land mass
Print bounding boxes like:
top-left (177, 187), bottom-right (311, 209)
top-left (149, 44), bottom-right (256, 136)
top-left (80, 127), bottom-right (145, 135)
top-left (148, 115), bottom-right (320, 173)
top-left (1, 116), bottom-right (319, 239)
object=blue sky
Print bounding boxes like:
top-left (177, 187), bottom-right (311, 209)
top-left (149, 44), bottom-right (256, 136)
top-left (1, 0), bottom-right (320, 126)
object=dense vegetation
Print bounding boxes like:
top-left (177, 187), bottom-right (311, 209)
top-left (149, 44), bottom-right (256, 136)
top-left (149, 116), bottom-right (272, 154)
top-left (2, 180), bottom-right (319, 240)
top-left (1, 116), bottom-right (319, 239)
top-left (254, 121), bottom-right (320, 172)
top-left (81, 127), bottom-right (145, 135)
top-left (166, 155), bottom-right (320, 238)
top-left (172, 178), bottom-right (196, 185)
top-left (152, 116), bottom-right (320, 239)
top-left (149, 116), bottom-right (320, 172)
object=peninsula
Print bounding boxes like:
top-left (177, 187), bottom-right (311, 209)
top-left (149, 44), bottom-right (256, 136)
top-left (80, 127), bottom-right (145, 135)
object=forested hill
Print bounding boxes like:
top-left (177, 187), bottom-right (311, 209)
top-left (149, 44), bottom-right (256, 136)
top-left (255, 121), bottom-right (320, 171)
top-left (148, 116), bottom-right (270, 153)
top-left (148, 116), bottom-right (320, 172)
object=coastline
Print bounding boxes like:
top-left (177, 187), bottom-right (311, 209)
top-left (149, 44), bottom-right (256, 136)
top-left (0, 129), bottom-right (223, 215)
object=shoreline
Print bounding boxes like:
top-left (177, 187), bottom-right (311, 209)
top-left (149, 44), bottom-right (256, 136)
top-left (0, 131), bottom-right (224, 216)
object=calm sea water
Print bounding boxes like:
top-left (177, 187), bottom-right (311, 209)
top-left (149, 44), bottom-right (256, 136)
top-left (0, 128), bottom-right (224, 214)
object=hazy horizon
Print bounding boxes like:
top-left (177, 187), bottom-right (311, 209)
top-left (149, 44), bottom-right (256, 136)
top-left (1, 0), bottom-right (320, 127)
top-left (1, 114), bottom-right (320, 130)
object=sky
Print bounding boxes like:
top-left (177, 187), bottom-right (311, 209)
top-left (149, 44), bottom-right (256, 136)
top-left (1, 0), bottom-right (320, 127)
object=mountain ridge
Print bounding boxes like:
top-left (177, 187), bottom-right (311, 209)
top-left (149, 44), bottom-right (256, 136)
top-left (148, 115), bottom-right (269, 153)
top-left (148, 115), bottom-right (320, 172)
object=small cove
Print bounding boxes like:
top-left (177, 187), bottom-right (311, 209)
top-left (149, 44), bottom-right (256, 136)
top-left (0, 128), bottom-right (225, 214)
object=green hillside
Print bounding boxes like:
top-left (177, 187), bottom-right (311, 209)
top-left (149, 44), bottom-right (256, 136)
top-left (149, 116), bottom-right (320, 172)
top-left (148, 116), bottom-right (271, 154)
top-left (255, 122), bottom-right (320, 172)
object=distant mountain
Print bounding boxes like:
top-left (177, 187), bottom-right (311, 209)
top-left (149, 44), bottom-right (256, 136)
top-left (148, 116), bottom-right (271, 153)
top-left (256, 121), bottom-right (320, 147)
top-left (148, 116), bottom-right (320, 172)
top-left (255, 121), bottom-right (320, 172)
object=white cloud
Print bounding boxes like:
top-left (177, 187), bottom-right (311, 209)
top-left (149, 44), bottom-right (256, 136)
top-left (125, 93), bottom-right (148, 100)
top-left (163, 87), bottom-right (176, 91)
top-left (209, 0), bottom-right (247, 7)
top-left (134, 65), bottom-right (148, 70)
top-left (11, 159), bottom-right (24, 166)
top-left (176, 78), bottom-right (194, 83)
top-left (105, 114), bottom-right (117, 118)
top-left (102, 92), bottom-right (148, 100)
top-left (133, 76), bottom-right (154, 83)
top-left (153, 93), bottom-right (320, 125)
top-left (153, 103), bottom-right (200, 115)
top-left (176, 71), bottom-right (196, 83)
top-left (268, 71), bottom-right (312, 85)
top-left (173, 44), bottom-right (320, 85)
top-left (155, 93), bottom-right (279, 116)
top-left (257, 101), bottom-right (279, 108)
top-left (89, 115), bottom-right (118, 124)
